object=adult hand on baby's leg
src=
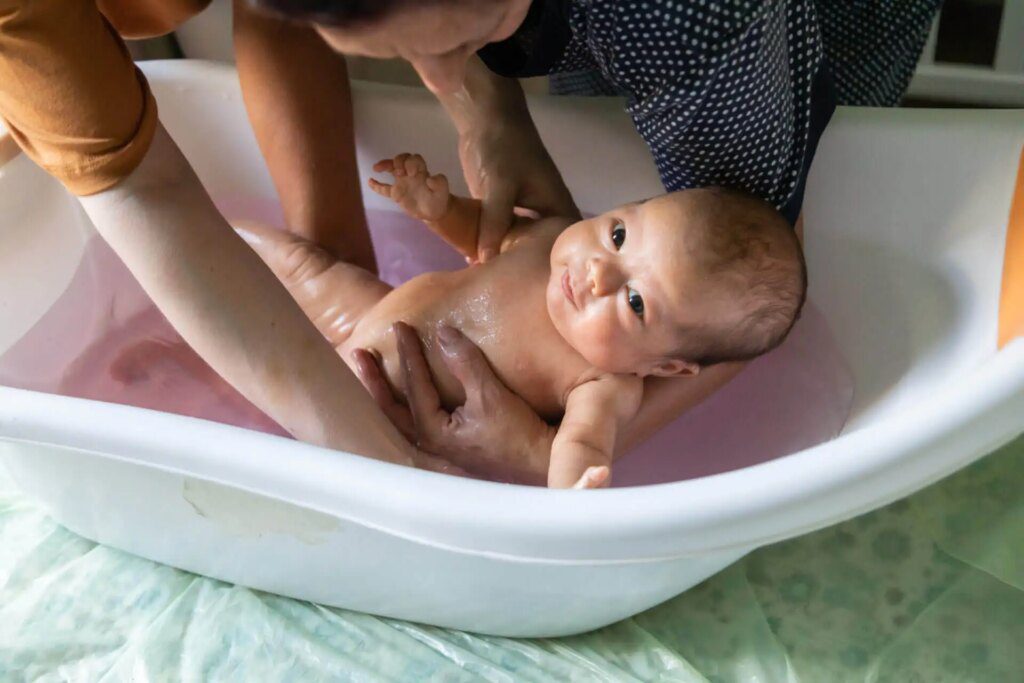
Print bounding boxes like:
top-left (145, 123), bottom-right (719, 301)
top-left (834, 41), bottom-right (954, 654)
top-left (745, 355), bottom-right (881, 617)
top-left (368, 154), bottom-right (450, 222)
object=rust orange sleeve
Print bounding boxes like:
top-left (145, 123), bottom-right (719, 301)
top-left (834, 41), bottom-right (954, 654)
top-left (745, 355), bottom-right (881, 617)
top-left (0, 0), bottom-right (158, 195)
top-left (999, 146), bottom-right (1024, 349)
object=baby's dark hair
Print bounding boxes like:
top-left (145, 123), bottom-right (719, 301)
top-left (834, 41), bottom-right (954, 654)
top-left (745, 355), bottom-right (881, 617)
top-left (248, 0), bottom-right (455, 26)
top-left (674, 187), bottom-right (807, 367)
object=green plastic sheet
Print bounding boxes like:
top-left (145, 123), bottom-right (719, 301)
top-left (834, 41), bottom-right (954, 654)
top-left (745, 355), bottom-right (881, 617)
top-left (2, 436), bottom-right (1023, 681)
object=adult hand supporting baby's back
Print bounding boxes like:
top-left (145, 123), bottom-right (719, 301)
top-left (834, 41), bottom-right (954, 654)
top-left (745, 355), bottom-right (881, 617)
top-left (352, 323), bottom-right (555, 485)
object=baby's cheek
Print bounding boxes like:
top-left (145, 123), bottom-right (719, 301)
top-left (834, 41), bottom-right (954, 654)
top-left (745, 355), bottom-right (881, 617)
top-left (575, 321), bottom-right (628, 372)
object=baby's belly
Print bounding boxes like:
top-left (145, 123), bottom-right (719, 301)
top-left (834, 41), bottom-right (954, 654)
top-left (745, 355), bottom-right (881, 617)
top-left (338, 275), bottom-right (564, 420)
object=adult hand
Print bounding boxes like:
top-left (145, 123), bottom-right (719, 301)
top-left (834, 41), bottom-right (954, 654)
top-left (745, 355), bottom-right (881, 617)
top-left (351, 323), bottom-right (555, 485)
top-left (439, 58), bottom-right (578, 262)
top-left (458, 110), bottom-right (578, 262)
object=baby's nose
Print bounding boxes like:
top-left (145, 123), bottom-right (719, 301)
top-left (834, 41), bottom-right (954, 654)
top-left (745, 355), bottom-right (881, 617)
top-left (588, 258), bottom-right (625, 296)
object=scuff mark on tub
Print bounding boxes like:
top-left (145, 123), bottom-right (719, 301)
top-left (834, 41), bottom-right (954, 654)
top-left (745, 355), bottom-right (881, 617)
top-left (182, 479), bottom-right (340, 544)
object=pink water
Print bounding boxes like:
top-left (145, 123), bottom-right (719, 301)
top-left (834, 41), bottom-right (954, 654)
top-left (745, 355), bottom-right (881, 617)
top-left (0, 199), bottom-right (853, 485)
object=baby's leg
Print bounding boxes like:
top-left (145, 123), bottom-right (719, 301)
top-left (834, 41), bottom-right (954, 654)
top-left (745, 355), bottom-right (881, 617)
top-left (235, 221), bottom-right (391, 350)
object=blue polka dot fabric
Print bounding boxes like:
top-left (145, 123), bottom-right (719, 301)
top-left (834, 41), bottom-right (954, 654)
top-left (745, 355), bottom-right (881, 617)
top-left (816, 0), bottom-right (942, 107)
top-left (480, 0), bottom-right (940, 223)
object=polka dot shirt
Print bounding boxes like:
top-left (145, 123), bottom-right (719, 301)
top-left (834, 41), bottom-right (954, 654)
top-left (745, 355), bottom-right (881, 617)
top-left (479, 0), bottom-right (940, 223)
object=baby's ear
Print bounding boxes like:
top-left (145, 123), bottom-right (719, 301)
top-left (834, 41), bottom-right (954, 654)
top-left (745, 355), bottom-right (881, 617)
top-left (648, 358), bottom-right (700, 378)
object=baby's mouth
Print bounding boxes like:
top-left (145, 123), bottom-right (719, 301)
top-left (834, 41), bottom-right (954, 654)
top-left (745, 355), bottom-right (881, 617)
top-left (562, 269), bottom-right (578, 309)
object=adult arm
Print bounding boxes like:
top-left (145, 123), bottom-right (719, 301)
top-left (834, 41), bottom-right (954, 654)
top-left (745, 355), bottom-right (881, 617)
top-left (232, 0), bottom-right (376, 271)
top-left (79, 124), bottom-right (415, 464)
top-left (434, 56), bottom-right (578, 261)
top-left (0, 0), bottom-right (441, 467)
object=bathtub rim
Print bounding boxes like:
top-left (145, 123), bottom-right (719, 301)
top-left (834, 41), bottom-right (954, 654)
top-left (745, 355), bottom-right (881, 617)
top-left (2, 60), bottom-right (1024, 563)
top-left (2, 337), bottom-right (1022, 563)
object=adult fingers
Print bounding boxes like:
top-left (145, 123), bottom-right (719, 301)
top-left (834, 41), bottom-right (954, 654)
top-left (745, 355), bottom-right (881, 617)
top-left (350, 348), bottom-right (415, 441)
top-left (435, 325), bottom-right (499, 401)
top-left (394, 322), bottom-right (446, 440)
top-left (477, 187), bottom-right (515, 262)
top-left (367, 178), bottom-right (393, 198)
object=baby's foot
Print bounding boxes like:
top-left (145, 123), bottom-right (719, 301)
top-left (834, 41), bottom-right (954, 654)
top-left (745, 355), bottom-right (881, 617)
top-left (368, 153), bottom-right (450, 222)
top-left (571, 466), bottom-right (611, 490)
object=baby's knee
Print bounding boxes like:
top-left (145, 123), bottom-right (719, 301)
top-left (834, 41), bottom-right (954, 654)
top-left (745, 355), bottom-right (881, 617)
top-left (234, 221), bottom-right (335, 284)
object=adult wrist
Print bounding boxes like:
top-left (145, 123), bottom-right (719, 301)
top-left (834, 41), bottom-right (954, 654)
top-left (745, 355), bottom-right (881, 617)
top-left (445, 58), bottom-right (530, 136)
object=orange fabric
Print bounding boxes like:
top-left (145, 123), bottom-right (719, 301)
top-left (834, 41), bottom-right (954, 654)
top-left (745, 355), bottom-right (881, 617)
top-left (98, 0), bottom-right (211, 40)
top-left (998, 145), bottom-right (1024, 348)
top-left (0, 0), bottom-right (205, 196)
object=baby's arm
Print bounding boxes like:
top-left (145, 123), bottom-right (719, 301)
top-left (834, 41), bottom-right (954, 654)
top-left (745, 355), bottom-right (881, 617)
top-left (369, 154), bottom-right (482, 260)
top-left (549, 376), bottom-right (643, 489)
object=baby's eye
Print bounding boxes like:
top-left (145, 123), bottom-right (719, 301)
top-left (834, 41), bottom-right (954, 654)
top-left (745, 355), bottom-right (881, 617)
top-left (611, 223), bottom-right (626, 250)
top-left (627, 286), bottom-right (644, 320)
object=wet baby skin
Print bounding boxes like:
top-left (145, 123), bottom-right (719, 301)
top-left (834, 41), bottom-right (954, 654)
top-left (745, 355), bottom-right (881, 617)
top-left (239, 154), bottom-right (707, 488)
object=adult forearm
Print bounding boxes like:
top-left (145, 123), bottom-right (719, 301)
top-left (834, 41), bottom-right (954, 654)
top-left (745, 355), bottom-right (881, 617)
top-left (232, 0), bottom-right (375, 271)
top-left (79, 125), bottom-right (412, 464)
top-left (435, 56), bottom-right (530, 135)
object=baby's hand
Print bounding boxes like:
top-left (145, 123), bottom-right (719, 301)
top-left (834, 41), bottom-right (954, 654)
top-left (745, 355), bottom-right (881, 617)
top-left (369, 154), bottom-right (450, 222)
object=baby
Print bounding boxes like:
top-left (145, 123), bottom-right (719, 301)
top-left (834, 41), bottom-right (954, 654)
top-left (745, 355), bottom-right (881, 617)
top-left (238, 153), bottom-right (806, 488)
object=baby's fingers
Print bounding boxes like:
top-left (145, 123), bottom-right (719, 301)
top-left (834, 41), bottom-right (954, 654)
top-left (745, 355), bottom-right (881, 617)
top-left (392, 153), bottom-right (411, 176)
top-left (426, 173), bottom-right (449, 195)
top-left (372, 158), bottom-right (396, 174)
top-left (404, 154), bottom-right (427, 177)
top-left (367, 177), bottom-right (393, 198)
top-left (571, 466), bottom-right (610, 490)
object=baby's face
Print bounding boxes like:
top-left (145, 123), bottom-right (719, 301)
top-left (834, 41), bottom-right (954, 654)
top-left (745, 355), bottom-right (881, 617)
top-left (546, 191), bottom-right (714, 377)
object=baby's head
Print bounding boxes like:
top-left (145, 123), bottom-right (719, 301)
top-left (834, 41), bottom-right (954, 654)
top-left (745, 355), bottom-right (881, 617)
top-left (546, 187), bottom-right (806, 377)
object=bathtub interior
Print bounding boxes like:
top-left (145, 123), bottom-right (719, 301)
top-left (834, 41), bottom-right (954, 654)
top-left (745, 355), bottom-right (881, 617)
top-left (801, 109), bottom-right (1019, 432)
top-left (0, 63), bottom-right (1020, 487)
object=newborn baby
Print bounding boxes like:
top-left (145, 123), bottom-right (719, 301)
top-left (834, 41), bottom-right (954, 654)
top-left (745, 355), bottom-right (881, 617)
top-left (238, 153), bottom-right (806, 488)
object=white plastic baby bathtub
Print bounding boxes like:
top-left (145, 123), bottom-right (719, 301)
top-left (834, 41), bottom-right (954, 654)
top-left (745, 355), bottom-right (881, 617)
top-left (0, 61), bottom-right (1022, 637)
